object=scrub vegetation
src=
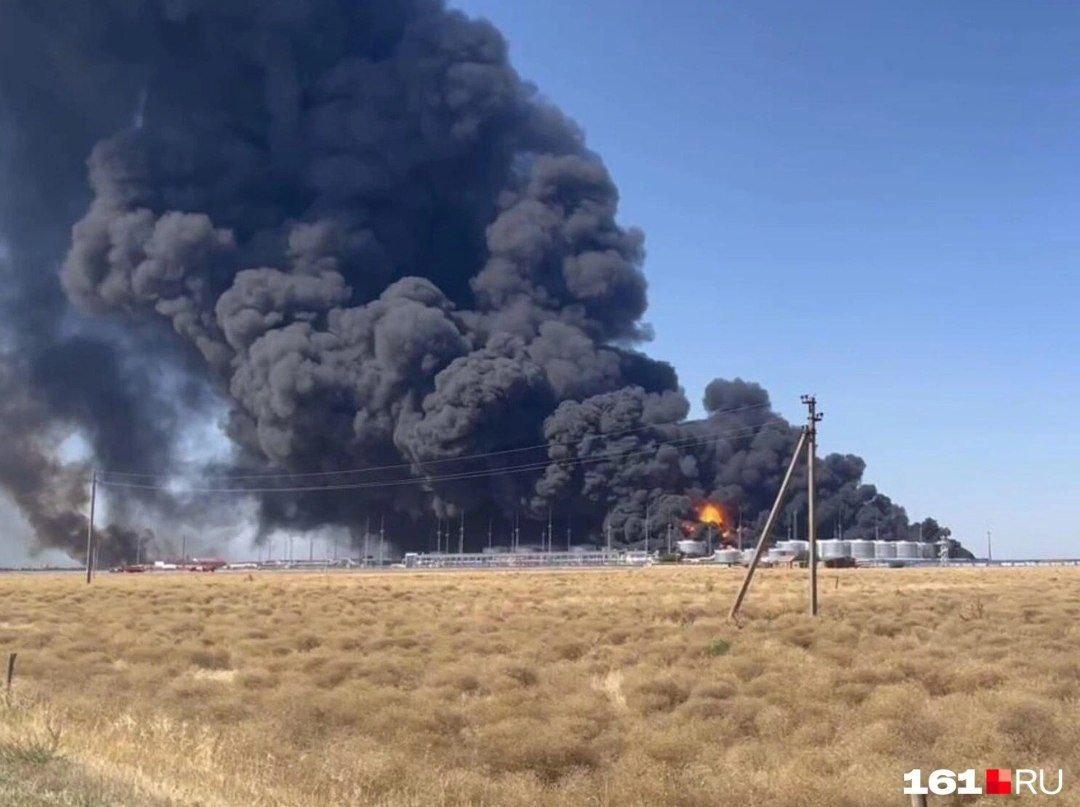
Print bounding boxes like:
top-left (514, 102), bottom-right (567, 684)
top-left (1, 566), bottom-right (1078, 805)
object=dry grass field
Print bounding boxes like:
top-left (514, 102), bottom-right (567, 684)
top-left (2, 565), bottom-right (1080, 806)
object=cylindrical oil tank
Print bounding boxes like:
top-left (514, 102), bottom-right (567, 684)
top-left (714, 548), bottom-right (741, 565)
top-left (777, 540), bottom-right (809, 557)
top-left (849, 539), bottom-right (875, 560)
top-left (895, 540), bottom-right (921, 560)
top-left (740, 548), bottom-right (756, 564)
top-left (818, 539), bottom-right (850, 560)
top-left (677, 539), bottom-right (708, 557)
top-left (766, 548), bottom-right (795, 564)
top-left (920, 542), bottom-right (937, 559)
top-left (875, 540), bottom-right (897, 559)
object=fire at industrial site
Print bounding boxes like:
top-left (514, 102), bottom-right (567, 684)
top-left (0, 1), bottom-right (1075, 805)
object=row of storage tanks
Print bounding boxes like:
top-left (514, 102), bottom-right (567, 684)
top-left (713, 539), bottom-right (943, 565)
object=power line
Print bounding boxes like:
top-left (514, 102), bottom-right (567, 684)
top-left (95, 401), bottom-right (774, 481)
top-left (97, 421), bottom-right (782, 493)
top-left (96, 420), bottom-right (788, 494)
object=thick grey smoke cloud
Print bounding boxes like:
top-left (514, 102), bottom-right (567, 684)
top-left (0, 0), bottom-right (951, 560)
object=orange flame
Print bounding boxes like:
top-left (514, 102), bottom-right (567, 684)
top-left (696, 501), bottom-right (725, 528)
top-left (680, 501), bottom-right (728, 537)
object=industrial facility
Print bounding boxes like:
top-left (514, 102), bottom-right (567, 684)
top-left (712, 538), bottom-right (948, 567)
top-left (394, 537), bottom-right (954, 571)
top-left (403, 550), bottom-right (637, 569)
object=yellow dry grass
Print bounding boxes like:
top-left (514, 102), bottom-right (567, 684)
top-left (2, 565), bottom-right (1079, 806)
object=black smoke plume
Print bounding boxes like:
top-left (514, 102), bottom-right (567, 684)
top-left (0, 0), bottom-right (951, 561)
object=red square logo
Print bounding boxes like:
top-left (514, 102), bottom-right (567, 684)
top-left (986, 768), bottom-right (1012, 796)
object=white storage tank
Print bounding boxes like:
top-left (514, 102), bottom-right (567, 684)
top-left (677, 539), bottom-right (708, 557)
top-left (875, 540), bottom-right (897, 559)
top-left (849, 539), bottom-right (875, 560)
top-left (714, 548), bottom-right (741, 565)
top-left (818, 539), bottom-right (850, 560)
top-left (776, 540), bottom-right (809, 557)
top-left (895, 540), bottom-right (921, 560)
top-left (740, 548), bottom-right (756, 564)
top-left (766, 548), bottom-right (795, 564)
top-left (920, 542), bottom-right (937, 559)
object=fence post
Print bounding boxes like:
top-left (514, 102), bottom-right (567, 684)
top-left (5, 652), bottom-right (16, 695)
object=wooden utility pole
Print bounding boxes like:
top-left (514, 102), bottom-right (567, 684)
top-left (802, 394), bottom-right (823, 617)
top-left (729, 426), bottom-right (809, 619)
top-left (84, 470), bottom-right (97, 584)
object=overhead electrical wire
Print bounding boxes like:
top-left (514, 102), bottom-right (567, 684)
top-left (96, 418), bottom-right (791, 494)
top-left (96, 400), bottom-right (777, 481)
top-left (97, 422), bottom-right (783, 494)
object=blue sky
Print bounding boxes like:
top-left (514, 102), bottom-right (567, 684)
top-left (452, 0), bottom-right (1079, 558)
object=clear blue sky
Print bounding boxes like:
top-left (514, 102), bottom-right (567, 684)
top-left (452, 0), bottom-right (1079, 559)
